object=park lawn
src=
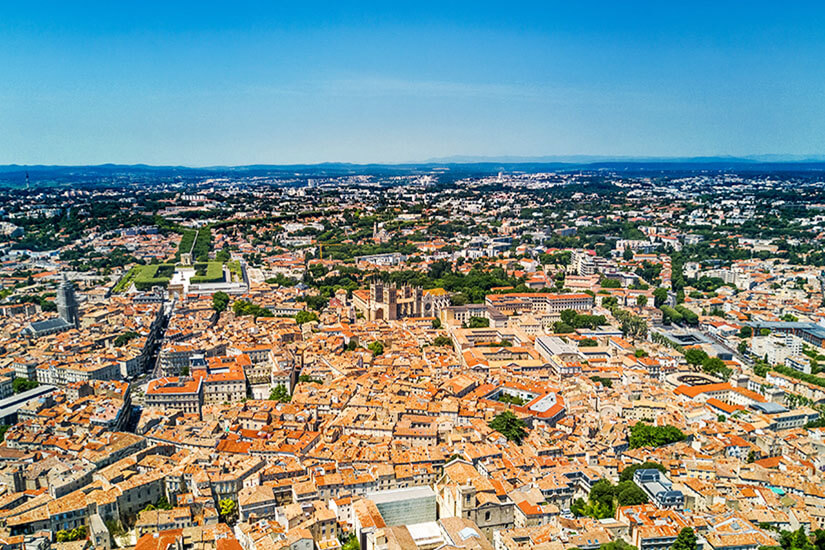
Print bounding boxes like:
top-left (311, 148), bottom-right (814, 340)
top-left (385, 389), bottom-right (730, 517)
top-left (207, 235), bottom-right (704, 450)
top-left (191, 262), bottom-right (224, 284)
top-left (134, 264), bottom-right (176, 290)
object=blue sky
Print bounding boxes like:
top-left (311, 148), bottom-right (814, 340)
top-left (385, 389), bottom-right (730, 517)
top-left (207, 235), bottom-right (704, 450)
top-left (1, 1), bottom-right (824, 165)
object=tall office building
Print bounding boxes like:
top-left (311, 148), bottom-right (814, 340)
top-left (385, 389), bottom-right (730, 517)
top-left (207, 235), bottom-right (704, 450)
top-left (56, 275), bottom-right (80, 329)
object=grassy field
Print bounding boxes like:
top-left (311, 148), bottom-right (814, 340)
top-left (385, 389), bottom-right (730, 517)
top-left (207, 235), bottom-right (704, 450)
top-left (134, 264), bottom-right (176, 290)
top-left (190, 262), bottom-right (224, 284)
top-left (175, 229), bottom-right (197, 261)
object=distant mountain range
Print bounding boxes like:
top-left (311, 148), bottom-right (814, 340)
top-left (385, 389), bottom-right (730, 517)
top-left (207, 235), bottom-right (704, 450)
top-left (3, 155), bottom-right (825, 173)
top-left (420, 154), bottom-right (825, 164)
top-left (1, 156), bottom-right (825, 186)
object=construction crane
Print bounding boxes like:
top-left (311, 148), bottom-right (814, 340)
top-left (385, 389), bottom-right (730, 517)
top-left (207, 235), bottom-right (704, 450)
top-left (317, 243), bottom-right (345, 261)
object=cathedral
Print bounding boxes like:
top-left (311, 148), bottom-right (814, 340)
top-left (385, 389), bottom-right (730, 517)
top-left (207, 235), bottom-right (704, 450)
top-left (352, 283), bottom-right (450, 321)
top-left (23, 275), bottom-right (81, 338)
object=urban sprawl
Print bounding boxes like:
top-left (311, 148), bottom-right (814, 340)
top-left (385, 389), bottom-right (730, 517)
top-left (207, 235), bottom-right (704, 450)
top-left (0, 168), bottom-right (823, 550)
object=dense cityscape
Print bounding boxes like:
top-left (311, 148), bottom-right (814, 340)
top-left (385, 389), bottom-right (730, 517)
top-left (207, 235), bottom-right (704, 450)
top-left (0, 165), bottom-right (821, 550)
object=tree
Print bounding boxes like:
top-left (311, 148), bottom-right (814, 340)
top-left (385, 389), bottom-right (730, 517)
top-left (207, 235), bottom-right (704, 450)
top-left (629, 422), bottom-right (687, 449)
top-left (616, 480), bottom-right (649, 506)
top-left (219, 498), bottom-right (238, 523)
top-left (12, 378), bottom-right (38, 394)
top-left (561, 309), bottom-right (578, 325)
top-left (623, 247), bottom-right (634, 261)
top-left (433, 335), bottom-right (452, 347)
top-left (55, 526), bottom-right (86, 543)
top-left (114, 331), bottom-right (139, 347)
top-left (684, 348), bottom-right (709, 368)
top-left (432, 317), bottom-right (442, 329)
top-left (212, 291), bottom-right (230, 313)
top-left (488, 411), bottom-right (527, 444)
top-left (468, 316), bottom-right (490, 328)
top-left (739, 326), bottom-right (753, 338)
top-left (620, 461), bottom-right (666, 482)
top-left (571, 497), bottom-right (588, 517)
top-left (553, 322), bottom-right (575, 334)
top-left (779, 528), bottom-right (815, 550)
top-left (636, 295), bottom-right (648, 307)
top-left (233, 299), bottom-right (274, 318)
top-left (589, 479), bottom-right (616, 512)
top-left (602, 541), bottom-right (637, 550)
top-left (653, 287), bottom-right (669, 307)
top-left (702, 356), bottom-right (732, 379)
top-left (105, 519), bottom-right (126, 538)
top-left (368, 341), bottom-right (384, 356)
top-left (573, 478), bottom-right (649, 519)
top-left (673, 528), bottom-right (698, 550)
top-left (295, 310), bottom-right (319, 325)
top-left (747, 449), bottom-right (757, 463)
top-left (269, 384), bottom-right (290, 402)
top-left (342, 534), bottom-right (360, 550)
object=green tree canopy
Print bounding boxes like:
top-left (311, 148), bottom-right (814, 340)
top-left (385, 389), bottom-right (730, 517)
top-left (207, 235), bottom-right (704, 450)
top-left (620, 461), bottom-right (667, 482)
top-left (269, 384), bottom-right (290, 402)
top-left (212, 291), bottom-right (230, 313)
top-left (629, 422), bottom-right (687, 449)
top-left (295, 310), bottom-right (319, 325)
top-left (673, 528), bottom-right (698, 550)
top-left (489, 411), bottom-right (527, 444)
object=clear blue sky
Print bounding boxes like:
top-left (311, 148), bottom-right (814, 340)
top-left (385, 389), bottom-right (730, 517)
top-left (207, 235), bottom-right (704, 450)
top-left (1, 1), bottom-right (824, 165)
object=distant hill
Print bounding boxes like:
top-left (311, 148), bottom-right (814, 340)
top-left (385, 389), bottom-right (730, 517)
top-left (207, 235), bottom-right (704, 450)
top-left (1, 157), bottom-right (825, 186)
